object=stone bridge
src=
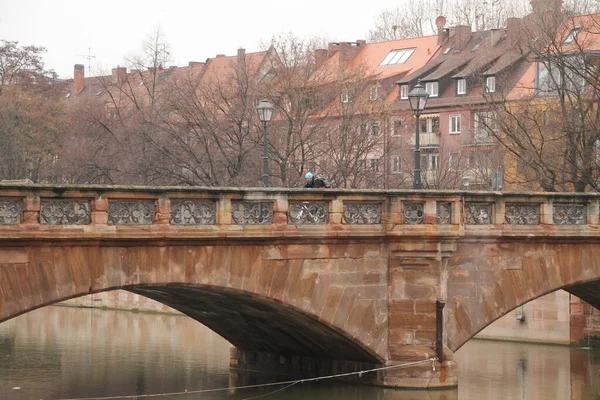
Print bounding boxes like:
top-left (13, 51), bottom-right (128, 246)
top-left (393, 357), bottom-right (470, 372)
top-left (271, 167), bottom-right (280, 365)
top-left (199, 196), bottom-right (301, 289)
top-left (0, 184), bottom-right (599, 389)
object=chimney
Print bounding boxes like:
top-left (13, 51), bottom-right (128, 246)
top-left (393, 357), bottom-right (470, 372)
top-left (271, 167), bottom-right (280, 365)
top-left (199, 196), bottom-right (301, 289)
top-left (436, 16), bottom-right (449, 46)
top-left (237, 47), bottom-right (246, 75)
top-left (438, 28), bottom-right (450, 46)
top-left (489, 29), bottom-right (504, 47)
top-left (73, 64), bottom-right (85, 95)
top-left (327, 42), bottom-right (361, 68)
top-left (454, 25), bottom-right (472, 49)
top-left (315, 49), bottom-right (328, 69)
top-left (112, 66), bottom-right (127, 84)
top-left (215, 54), bottom-right (226, 58)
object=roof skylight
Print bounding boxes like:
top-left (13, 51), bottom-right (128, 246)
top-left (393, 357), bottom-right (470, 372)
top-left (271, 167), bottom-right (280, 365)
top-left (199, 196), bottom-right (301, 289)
top-left (443, 47), bottom-right (452, 54)
top-left (564, 27), bottom-right (582, 44)
top-left (380, 48), bottom-right (416, 66)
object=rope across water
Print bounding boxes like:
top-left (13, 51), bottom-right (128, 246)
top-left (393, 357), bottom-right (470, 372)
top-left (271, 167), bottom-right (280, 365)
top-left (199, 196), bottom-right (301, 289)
top-left (54, 358), bottom-right (438, 400)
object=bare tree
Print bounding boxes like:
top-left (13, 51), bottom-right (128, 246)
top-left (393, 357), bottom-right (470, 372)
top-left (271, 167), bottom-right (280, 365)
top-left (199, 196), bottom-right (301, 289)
top-left (481, 13), bottom-right (600, 192)
top-left (0, 41), bottom-right (68, 182)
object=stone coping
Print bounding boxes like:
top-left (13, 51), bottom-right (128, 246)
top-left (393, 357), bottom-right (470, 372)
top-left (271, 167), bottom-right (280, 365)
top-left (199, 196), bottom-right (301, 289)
top-left (0, 182), bottom-right (599, 199)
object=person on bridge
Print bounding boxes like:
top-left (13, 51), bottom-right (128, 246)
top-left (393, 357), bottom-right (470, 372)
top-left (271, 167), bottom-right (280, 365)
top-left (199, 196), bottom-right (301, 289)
top-left (303, 172), bottom-right (330, 188)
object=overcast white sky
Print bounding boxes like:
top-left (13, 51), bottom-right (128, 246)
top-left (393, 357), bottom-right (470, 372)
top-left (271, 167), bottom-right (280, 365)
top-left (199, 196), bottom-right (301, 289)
top-left (2, 0), bottom-right (403, 79)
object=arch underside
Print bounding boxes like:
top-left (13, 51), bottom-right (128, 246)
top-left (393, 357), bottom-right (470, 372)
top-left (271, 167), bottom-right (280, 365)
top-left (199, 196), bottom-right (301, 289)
top-left (565, 281), bottom-right (600, 310)
top-left (128, 285), bottom-right (381, 364)
top-left (451, 279), bottom-right (600, 351)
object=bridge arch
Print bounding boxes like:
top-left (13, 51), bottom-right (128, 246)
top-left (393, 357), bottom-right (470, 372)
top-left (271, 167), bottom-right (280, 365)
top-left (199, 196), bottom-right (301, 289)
top-left (0, 242), bottom-right (387, 365)
top-left (447, 240), bottom-right (600, 351)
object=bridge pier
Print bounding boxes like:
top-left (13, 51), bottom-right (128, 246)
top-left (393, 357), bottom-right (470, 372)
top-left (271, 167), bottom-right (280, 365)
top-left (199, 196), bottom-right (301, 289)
top-left (385, 240), bottom-right (459, 389)
top-left (229, 347), bottom-right (382, 386)
top-left (230, 347), bottom-right (457, 388)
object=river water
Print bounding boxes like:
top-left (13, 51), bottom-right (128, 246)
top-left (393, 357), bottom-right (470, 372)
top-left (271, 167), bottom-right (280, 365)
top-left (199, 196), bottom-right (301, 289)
top-left (0, 306), bottom-right (598, 400)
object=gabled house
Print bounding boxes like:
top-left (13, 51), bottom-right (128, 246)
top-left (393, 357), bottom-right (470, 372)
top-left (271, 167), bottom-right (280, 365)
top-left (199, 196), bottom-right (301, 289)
top-left (389, 0), bottom-right (566, 189)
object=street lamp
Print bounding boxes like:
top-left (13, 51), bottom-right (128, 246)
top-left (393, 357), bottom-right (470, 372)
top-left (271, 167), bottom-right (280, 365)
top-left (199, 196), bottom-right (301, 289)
top-left (256, 99), bottom-right (274, 187)
top-left (407, 80), bottom-right (429, 189)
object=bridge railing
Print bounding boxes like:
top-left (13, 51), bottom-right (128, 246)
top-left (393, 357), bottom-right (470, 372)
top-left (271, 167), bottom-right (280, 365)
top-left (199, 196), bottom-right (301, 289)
top-left (0, 185), bottom-right (598, 238)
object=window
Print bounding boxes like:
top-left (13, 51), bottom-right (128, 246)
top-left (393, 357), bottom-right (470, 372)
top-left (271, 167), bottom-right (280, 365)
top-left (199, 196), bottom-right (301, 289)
top-left (457, 79), bottom-right (466, 95)
top-left (425, 81), bottom-right (438, 97)
top-left (486, 76), bottom-right (496, 93)
top-left (360, 122), bottom-right (368, 135)
top-left (450, 115), bottom-right (461, 134)
top-left (392, 120), bottom-right (402, 136)
top-left (369, 158), bottom-right (380, 172)
top-left (443, 47), bottom-right (452, 54)
top-left (341, 88), bottom-right (352, 103)
top-left (421, 153), bottom-right (440, 171)
top-left (371, 121), bottom-right (380, 136)
top-left (370, 85), bottom-right (379, 101)
top-left (474, 111), bottom-right (497, 142)
top-left (448, 152), bottom-right (459, 170)
top-left (380, 48), bottom-right (416, 66)
top-left (400, 84), bottom-right (409, 100)
top-left (469, 150), bottom-right (493, 168)
top-left (564, 27), bottom-right (582, 44)
top-left (471, 41), bottom-right (481, 52)
top-left (391, 156), bottom-right (401, 173)
top-left (536, 57), bottom-right (586, 95)
top-left (420, 115), bottom-right (440, 133)
top-left (430, 154), bottom-right (440, 171)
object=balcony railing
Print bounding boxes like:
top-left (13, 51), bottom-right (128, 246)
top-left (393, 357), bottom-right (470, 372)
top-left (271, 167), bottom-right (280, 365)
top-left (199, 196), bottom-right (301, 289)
top-left (409, 132), bottom-right (440, 148)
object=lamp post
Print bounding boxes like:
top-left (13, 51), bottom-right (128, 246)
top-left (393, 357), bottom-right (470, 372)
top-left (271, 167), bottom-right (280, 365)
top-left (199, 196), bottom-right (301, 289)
top-left (407, 81), bottom-right (429, 189)
top-left (256, 99), bottom-right (273, 187)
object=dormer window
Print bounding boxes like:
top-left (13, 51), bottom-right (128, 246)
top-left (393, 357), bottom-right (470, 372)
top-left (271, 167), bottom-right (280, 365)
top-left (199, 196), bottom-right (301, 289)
top-left (341, 88), bottom-right (352, 103)
top-left (564, 27), bottom-right (582, 44)
top-left (400, 84), bottom-right (409, 100)
top-left (457, 79), bottom-right (467, 95)
top-left (380, 48), bottom-right (416, 66)
top-left (486, 76), bottom-right (496, 93)
top-left (425, 81), bottom-right (439, 97)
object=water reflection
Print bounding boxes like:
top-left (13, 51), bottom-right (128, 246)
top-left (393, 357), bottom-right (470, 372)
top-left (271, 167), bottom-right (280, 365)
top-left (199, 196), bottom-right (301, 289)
top-left (0, 306), bottom-right (598, 400)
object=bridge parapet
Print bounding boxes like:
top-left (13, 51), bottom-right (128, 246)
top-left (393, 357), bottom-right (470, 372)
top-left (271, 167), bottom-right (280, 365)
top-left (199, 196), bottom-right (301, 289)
top-left (0, 184), bottom-right (599, 240)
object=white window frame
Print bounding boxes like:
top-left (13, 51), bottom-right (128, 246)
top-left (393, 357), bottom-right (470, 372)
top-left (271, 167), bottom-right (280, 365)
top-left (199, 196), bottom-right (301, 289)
top-left (457, 78), bottom-right (466, 95)
top-left (425, 81), bottom-right (439, 97)
top-left (341, 88), bottom-right (352, 103)
top-left (421, 153), bottom-right (440, 171)
top-left (486, 76), bottom-right (496, 93)
top-left (380, 48), bottom-right (416, 66)
top-left (400, 84), bottom-right (409, 100)
top-left (370, 85), bottom-right (379, 101)
top-left (391, 156), bottom-right (401, 173)
top-left (420, 116), bottom-right (440, 134)
top-left (474, 111), bottom-right (497, 142)
top-left (430, 154), bottom-right (440, 171)
top-left (371, 121), bottom-right (381, 136)
top-left (450, 115), bottom-right (461, 134)
top-left (369, 158), bottom-right (380, 172)
top-left (564, 27), bottom-right (582, 44)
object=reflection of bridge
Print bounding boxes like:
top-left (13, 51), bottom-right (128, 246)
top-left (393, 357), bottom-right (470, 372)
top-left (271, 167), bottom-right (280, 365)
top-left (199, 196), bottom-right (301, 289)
top-left (1, 184), bottom-right (599, 388)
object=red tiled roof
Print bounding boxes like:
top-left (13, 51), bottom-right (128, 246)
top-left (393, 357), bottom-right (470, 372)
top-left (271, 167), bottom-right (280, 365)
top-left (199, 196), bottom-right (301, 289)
top-left (348, 35), bottom-right (439, 80)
